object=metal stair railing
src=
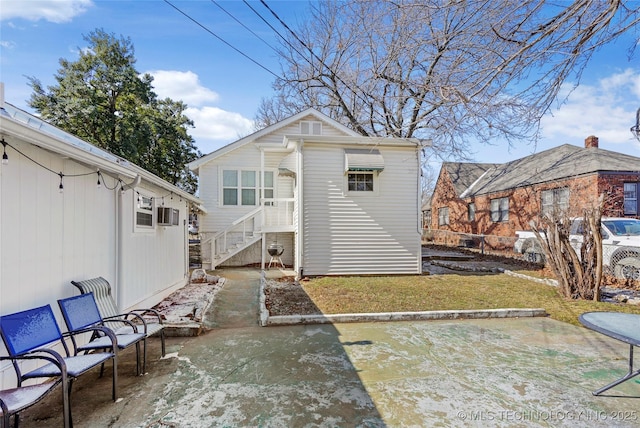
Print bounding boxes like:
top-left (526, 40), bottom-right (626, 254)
top-left (201, 206), bottom-right (263, 269)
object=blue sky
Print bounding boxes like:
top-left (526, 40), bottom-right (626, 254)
top-left (1, 0), bottom-right (639, 163)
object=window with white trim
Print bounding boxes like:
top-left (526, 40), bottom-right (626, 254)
top-left (136, 194), bottom-right (154, 228)
top-left (222, 169), bottom-right (274, 206)
top-left (438, 207), bottom-right (449, 226)
top-left (490, 197), bottom-right (509, 222)
top-left (624, 183), bottom-right (638, 215)
top-left (348, 173), bottom-right (374, 191)
top-left (541, 187), bottom-right (569, 216)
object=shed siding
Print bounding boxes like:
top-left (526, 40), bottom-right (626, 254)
top-left (301, 143), bottom-right (420, 275)
top-left (0, 140), bottom-right (117, 316)
top-left (118, 182), bottom-right (190, 310)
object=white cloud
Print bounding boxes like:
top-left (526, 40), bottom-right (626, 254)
top-left (541, 68), bottom-right (640, 146)
top-left (186, 106), bottom-right (254, 154)
top-left (146, 70), bottom-right (254, 154)
top-left (147, 70), bottom-right (219, 107)
top-left (0, 0), bottom-right (92, 23)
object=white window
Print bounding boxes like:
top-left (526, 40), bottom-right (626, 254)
top-left (348, 173), bottom-right (374, 191)
top-left (438, 207), bottom-right (449, 226)
top-left (300, 121), bottom-right (322, 135)
top-left (263, 171), bottom-right (274, 199)
top-left (541, 187), bottom-right (569, 216)
top-left (222, 169), bottom-right (274, 206)
top-left (624, 183), bottom-right (638, 215)
top-left (490, 197), bottom-right (509, 222)
top-left (136, 194), bottom-right (154, 229)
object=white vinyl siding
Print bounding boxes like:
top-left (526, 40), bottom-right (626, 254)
top-left (302, 143), bottom-right (420, 275)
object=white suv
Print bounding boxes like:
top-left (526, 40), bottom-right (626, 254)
top-left (515, 217), bottom-right (640, 280)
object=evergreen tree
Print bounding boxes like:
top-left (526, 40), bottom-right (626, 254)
top-left (28, 28), bottom-right (200, 193)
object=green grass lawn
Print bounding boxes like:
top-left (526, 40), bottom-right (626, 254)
top-left (300, 273), bottom-right (640, 326)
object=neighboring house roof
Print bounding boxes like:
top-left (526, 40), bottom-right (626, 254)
top-left (449, 144), bottom-right (640, 198)
top-left (188, 108), bottom-right (361, 171)
top-left (1, 101), bottom-right (200, 205)
top-left (442, 162), bottom-right (499, 196)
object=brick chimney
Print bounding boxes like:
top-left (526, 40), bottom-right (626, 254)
top-left (585, 135), bottom-right (599, 148)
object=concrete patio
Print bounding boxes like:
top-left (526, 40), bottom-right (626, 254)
top-left (15, 268), bottom-right (640, 427)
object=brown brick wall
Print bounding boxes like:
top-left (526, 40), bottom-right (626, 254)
top-left (430, 171), bottom-right (640, 238)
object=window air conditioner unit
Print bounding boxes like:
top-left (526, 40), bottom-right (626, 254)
top-left (157, 207), bottom-right (179, 226)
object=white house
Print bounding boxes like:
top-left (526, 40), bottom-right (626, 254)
top-left (188, 108), bottom-right (422, 277)
top-left (0, 84), bottom-right (201, 387)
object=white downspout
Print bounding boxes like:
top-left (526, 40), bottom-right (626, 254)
top-left (260, 149), bottom-right (266, 270)
top-left (296, 140), bottom-right (304, 278)
top-left (116, 182), bottom-right (123, 311)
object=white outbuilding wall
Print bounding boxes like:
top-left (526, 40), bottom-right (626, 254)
top-left (0, 96), bottom-right (199, 389)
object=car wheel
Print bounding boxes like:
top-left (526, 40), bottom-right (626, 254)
top-left (613, 257), bottom-right (640, 280)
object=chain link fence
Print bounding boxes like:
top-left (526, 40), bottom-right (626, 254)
top-left (423, 229), bottom-right (519, 258)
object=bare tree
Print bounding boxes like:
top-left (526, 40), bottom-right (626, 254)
top-left (532, 194), bottom-right (604, 300)
top-left (258, 0), bottom-right (639, 160)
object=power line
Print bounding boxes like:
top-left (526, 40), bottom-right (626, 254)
top-left (257, 0), bottom-right (376, 130)
top-left (211, 0), bottom-right (278, 53)
top-left (163, 0), bottom-right (281, 79)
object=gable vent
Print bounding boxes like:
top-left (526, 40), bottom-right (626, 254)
top-left (300, 121), bottom-right (322, 135)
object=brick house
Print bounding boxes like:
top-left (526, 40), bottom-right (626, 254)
top-left (428, 136), bottom-right (640, 239)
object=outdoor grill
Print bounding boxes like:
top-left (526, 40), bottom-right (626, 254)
top-left (268, 244), bottom-right (284, 268)
top-left (268, 244), bottom-right (284, 257)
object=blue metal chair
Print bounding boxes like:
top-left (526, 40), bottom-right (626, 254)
top-left (0, 353), bottom-right (68, 428)
top-left (57, 293), bottom-right (146, 376)
top-left (71, 277), bottom-right (165, 357)
top-left (0, 305), bottom-right (117, 427)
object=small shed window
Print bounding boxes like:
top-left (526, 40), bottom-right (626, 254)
top-left (136, 194), bottom-right (154, 229)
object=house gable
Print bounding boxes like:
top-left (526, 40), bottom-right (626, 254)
top-left (188, 108), bottom-right (360, 172)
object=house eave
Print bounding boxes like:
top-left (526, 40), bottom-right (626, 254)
top-left (1, 106), bottom-right (200, 205)
top-left (283, 135), bottom-right (419, 147)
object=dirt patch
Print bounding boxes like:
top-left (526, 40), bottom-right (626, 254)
top-left (264, 277), bottom-right (322, 316)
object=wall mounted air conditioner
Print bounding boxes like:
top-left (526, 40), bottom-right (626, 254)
top-left (157, 207), bottom-right (179, 226)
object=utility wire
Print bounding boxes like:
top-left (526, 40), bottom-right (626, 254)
top-left (163, 0), bottom-right (281, 79)
top-left (241, 0), bottom-right (309, 62)
top-left (257, 0), bottom-right (376, 129)
top-left (211, 0), bottom-right (278, 53)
